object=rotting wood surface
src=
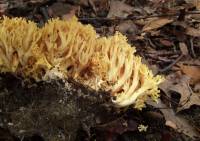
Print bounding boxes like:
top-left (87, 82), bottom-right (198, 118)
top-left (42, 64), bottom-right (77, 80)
top-left (0, 74), bottom-right (116, 141)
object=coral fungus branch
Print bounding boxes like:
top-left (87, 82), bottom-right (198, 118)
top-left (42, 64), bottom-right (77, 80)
top-left (0, 16), bottom-right (164, 108)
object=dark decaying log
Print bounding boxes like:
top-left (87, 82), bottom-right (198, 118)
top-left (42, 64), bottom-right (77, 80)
top-left (0, 74), bottom-right (118, 141)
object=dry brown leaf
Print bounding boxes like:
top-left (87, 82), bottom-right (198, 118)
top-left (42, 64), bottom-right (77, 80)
top-left (185, 0), bottom-right (200, 10)
top-left (194, 82), bottom-right (200, 92)
top-left (159, 39), bottom-right (173, 47)
top-left (177, 92), bottom-right (200, 112)
top-left (179, 42), bottom-right (188, 56)
top-left (107, 0), bottom-right (133, 18)
top-left (135, 19), bottom-right (147, 26)
top-left (142, 18), bottom-right (173, 32)
top-left (27, 0), bottom-right (48, 3)
top-left (0, 1), bottom-right (8, 14)
top-left (159, 74), bottom-right (200, 112)
top-left (147, 99), bottom-right (200, 139)
top-left (62, 6), bottom-right (79, 20)
top-left (185, 27), bottom-right (200, 37)
top-left (159, 73), bottom-right (183, 96)
top-left (170, 76), bottom-right (191, 104)
top-left (165, 120), bottom-right (177, 129)
top-left (49, 2), bottom-right (78, 18)
top-left (116, 20), bottom-right (138, 35)
top-left (180, 65), bottom-right (200, 84)
top-left (168, 76), bottom-right (195, 112)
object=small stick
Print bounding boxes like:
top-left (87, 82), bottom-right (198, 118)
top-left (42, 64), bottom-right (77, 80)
top-left (146, 51), bottom-right (181, 56)
top-left (157, 54), bottom-right (183, 73)
top-left (145, 54), bottom-right (174, 63)
top-left (147, 38), bottom-right (156, 48)
top-left (189, 38), bottom-right (196, 58)
top-left (79, 10), bottom-right (200, 22)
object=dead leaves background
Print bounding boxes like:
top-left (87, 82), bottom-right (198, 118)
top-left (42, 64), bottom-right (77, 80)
top-left (1, 0), bottom-right (200, 140)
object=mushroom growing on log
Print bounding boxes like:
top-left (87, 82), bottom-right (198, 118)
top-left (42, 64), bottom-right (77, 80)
top-left (0, 16), bottom-right (164, 140)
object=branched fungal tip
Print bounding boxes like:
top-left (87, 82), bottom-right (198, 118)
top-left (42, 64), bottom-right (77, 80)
top-left (0, 16), bottom-right (164, 108)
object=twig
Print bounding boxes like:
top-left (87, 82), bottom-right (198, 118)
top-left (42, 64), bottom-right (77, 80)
top-left (157, 54), bottom-right (183, 73)
top-left (79, 10), bottom-right (200, 22)
top-left (182, 62), bottom-right (200, 66)
top-left (146, 51), bottom-right (181, 56)
top-left (147, 38), bottom-right (157, 48)
top-left (79, 14), bottom-right (174, 22)
top-left (145, 54), bottom-right (175, 63)
top-left (187, 10), bottom-right (200, 14)
top-left (189, 38), bottom-right (196, 58)
top-left (88, 0), bottom-right (97, 15)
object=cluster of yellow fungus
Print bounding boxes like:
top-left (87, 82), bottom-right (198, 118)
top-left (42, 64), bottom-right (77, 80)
top-left (0, 16), bottom-right (164, 108)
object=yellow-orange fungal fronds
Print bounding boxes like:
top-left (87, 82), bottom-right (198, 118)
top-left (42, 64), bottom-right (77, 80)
top-left (0, 16), bottom-right (51, 79)
top-left (0, 16), bottom-right (164, 108)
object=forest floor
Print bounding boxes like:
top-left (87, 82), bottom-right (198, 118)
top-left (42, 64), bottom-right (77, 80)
top-left (0, 0), bottom-right (200, 141)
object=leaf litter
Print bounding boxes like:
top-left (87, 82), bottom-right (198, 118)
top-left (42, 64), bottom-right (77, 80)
top-left (0, 0), bottom-right (200, 141)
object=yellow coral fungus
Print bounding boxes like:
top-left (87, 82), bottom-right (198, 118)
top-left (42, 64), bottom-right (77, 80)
top-left (0, 16), bottom-right (164, 108)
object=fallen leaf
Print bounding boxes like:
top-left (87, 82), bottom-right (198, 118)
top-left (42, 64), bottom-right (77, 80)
top-left (142, 18), bottom-right (173, 32)
top-left (169, 76), bottom-right (194, 112)
top-left (159, 73), bottom-right (178, 96)
top-left (149, 0), bottom-right (170, 4)
top-left (62, 6), bottom-right (79, 20)
top-left (185, 27), bottom-right (200, 37)
top-left (135, 19), bottom-right (147, 26)
top-left (185, 0), bottom-right (200, 10)
top-left (49, 2), bottom-right (78, 18)
top-left (179, 42), bottom-right (188, 55)
top-left (172, 21), bottom-right (188, 28)
top-left (159, 39), bottom-right (174, 47)
top-left (177, 92), bottom-right (200, 112)
top-left (147, 99), bottom-right (200, 139)
top-left (180, 65), bottom-right (200, 84)
top-left (116, 20), bottom-right (138, 35)
top-left (107, 0), bottom-right (133, 18)
top-left (27, 0), bottom-right (49, 3)
top-left (194, 82), bottom-right (200, 92)
top-left (0, 1), bottom-right (8, 14)
top-left (159, 74), bottom-right (200, 112)
top-left (165, 120), bottom-right (177, 129)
